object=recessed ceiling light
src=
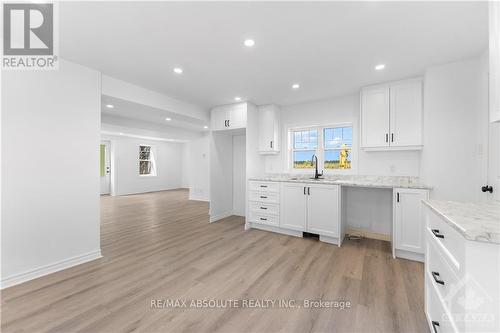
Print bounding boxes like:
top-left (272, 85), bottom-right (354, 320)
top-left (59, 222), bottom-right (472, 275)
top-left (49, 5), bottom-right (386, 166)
top-left (234, 96), bottom-right (242, 101)
top-left (173, 67), bottom-right (183, 74)
top-left (292, 83), bottom-right (300, 89)
top-left (204, 125), bottom-right (208, 129)
top-left (119, 132), bottom-right (124, 136)
top-left (105, 104), bottom-right (114, 108)
top-left (244, 39), bottom-right (255, 47)
top-left (375, 64), bottom-right (385, 70)
top-left (165, 117), bottom-right (171, 121)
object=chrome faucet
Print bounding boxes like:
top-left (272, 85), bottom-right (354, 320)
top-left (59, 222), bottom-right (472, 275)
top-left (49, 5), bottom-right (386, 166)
top-left (311, 155), bottom-right (323, 179)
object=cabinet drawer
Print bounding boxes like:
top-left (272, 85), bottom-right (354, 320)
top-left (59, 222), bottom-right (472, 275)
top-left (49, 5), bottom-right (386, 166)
top-left (426, 236), bottom-right (461, 309)
top-left (426, 209), bottom-right (464, 272)
top-left (249, 181), bottom-right (279, 193)
top-left (425, 278), bottom-right (458, 333)
top-left (249, 191), bottom-right (279, 204)
top-left (249, 212), bottom-right (279, 227)
top-left (249, 202), bottom-right (279, 216)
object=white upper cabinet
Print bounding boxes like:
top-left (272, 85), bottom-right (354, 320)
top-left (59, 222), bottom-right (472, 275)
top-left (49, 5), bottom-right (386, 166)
top-left (210, 103), bottom-right (247, 131)
top-left (258, 104), bottom-right (280, 154)
top-left (361, 86), bottom-right (390, 148)
top-left (360, 78), bottom-right (423, 150)
top-left (390, 79), bottom-right (423, 147)
top-left (490, 1), bottom-right (500, 123)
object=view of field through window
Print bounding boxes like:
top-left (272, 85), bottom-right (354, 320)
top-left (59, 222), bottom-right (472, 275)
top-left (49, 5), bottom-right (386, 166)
top-left (292, 126), bottom-right (352, 170)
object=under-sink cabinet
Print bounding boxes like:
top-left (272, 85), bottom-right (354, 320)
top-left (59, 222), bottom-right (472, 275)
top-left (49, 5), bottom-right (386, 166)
top-left (248, 180), bottom-right (343, 246)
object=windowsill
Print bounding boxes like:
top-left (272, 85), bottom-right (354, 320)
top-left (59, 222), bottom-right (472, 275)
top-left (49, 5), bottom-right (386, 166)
top-left (139, 174), bottom-right (158, 178)
top-left (289, 168), bottom-right (355, 175)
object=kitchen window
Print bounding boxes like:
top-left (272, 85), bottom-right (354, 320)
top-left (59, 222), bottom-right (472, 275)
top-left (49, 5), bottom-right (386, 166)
top-left (139, 145), bottom-right (157, 176)
top-left (290, 124), bottom-right (353, 172)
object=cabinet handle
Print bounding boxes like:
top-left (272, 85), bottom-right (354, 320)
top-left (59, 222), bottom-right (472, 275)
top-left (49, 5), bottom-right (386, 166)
top-left (260, 185), bottom-right (267, 188)
top-left (385, 133), bottom-right (389, 142)
top-left (431, 229), bottom-right (444, 239)
top-left (431, 272), bottom-right (445, 285)
top-left (397, 192), bottom-right (400, 202)
top-left (391, 133), bottom-right (394, 142)
top-left (431, 321), bottom-right (440, 333)
top-left (304, 187), bottom-right (306, 195)
top-left (260, 195), bottom-right (267, 199)
top-left (228, 120), bottom-right (230, 127)
top-left (260, 217), bottom-right (267, 221)
top-left (260, 207), bottom-right (267, 210)
top-left (270, 141), bottom-right (273, 148)
top-left (308, 187), bottom-right (310, 195)
top-left (225, 120), bottom-right (228, 127)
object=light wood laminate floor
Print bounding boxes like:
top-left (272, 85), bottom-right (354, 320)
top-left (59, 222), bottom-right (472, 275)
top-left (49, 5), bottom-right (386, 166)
top-left (1, 189), bottom-right (428, 333)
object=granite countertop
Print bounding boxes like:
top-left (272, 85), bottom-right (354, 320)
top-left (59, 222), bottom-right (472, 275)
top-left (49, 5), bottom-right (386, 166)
top-left (248, 174), bottom-right (430, 189)
top-left (423, 200), bottom-right (500, 244)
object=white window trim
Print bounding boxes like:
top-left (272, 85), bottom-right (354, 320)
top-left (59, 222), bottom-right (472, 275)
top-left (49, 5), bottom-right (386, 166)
top-left (287, 122), bottom-right (356, 175)
top-left (139, 144), bottom-right (158, 177)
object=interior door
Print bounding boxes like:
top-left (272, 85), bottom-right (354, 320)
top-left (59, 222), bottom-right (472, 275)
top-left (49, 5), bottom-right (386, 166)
top-left (488, 122), bottom-right (500, 201)
top-left (390, 79), bottom-right (423, 147)
top-left (361, 86), bottom-right (390, 148)
top-left (306, 184), bottom-right (340, 237)
top-left (280, 183), bottom-right (307, 231)
top-left (100, 141), bottom-right (111, 195)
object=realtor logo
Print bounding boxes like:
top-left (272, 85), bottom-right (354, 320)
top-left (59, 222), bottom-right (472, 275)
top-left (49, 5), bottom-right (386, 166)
top-left (2, 2), bottom-right (58, 69)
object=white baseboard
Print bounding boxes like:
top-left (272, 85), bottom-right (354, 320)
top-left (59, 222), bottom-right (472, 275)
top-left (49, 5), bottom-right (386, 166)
top-left (394, 249), bottom-right (424, 262)
top-left (189, 195), bottom-right (209, 202)
top-left (209, 211), bottom-right (233, 223)
top-left (0, 250), bottom-right (102, 289)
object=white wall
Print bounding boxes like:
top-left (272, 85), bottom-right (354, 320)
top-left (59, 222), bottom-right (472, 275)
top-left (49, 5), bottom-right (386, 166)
top-left (209, 131), bottom-right (234, 221)
top-left (184, 133), bottom-right (210, 201)
top-left (102, 134), bottom-right (185, 196)
top-left (264, 94), bottom-right (421, 176)
top-left (233, 135), bottom-right (246, 216)
top-left (1, 60), bottom-right (101, 287)
top-left (420, 57), bottom-right (489, 201)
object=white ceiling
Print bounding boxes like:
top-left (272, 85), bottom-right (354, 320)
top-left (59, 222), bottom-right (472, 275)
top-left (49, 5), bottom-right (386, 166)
top-left (101, 95), bottom-right (208, 131)
top-left (61, 1), bottom-right (488, 109)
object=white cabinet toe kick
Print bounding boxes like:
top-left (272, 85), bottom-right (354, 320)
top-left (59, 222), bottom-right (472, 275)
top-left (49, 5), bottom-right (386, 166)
top-left (247, 180), bottom-right (429, 252)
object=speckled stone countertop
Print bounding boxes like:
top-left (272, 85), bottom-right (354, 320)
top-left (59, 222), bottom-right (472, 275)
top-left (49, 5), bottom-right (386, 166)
top-left (423, 200), bottom-right (500, 244)
top-left (248, 174), bottom-right (431, 189)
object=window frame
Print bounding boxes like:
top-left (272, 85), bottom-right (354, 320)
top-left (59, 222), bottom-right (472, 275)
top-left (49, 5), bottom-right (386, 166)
top-left (287, 122), bottom-right (355, 175)
top-left (138, 144), bottom-right (157, 177)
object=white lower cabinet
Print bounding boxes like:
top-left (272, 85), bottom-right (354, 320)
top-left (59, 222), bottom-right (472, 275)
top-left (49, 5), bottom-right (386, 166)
top-left (393, 188), bottom-right (429, 261)
top-left (424, 204), bottom-right (500, 333)
top-left (279, 182), bottom-right (342, 245)
top-left (279, 183), bottom-right (307, 231)
top-left (307, 184), bottom-right (341, 239)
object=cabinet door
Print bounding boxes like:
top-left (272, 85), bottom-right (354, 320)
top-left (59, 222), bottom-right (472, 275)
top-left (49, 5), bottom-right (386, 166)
top-left (307, 184), bottom-right (340, 237)
top-left (211, 107), bottom-right (228, 131)
top-left (361, 86), bottom-right (390, 148)
top-left (258, 105), bottom-right (279, 153)
top-left (228, 103), bottom-right (247, 129)
top-left (490, 1), bottom-right (500, 123)
top-left (279, 183), bottom-right (307, 231)
top-left (393, 188), bottom-right (428, 254)
top-left (390, 79), bottom-right (423, 147)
